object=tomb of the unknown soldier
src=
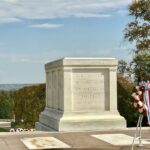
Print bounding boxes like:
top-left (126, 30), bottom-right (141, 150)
top-left (36, 57), bottom-right (126, 131)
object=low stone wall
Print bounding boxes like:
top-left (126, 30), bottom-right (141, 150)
top-left (0, 121), bottom-right (11, 128)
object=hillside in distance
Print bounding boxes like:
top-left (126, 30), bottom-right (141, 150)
top-left (0, 84), bottom-right (33, 91)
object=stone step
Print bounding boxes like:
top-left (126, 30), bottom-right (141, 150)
top-left (0, 122), bottom-right (11, 128)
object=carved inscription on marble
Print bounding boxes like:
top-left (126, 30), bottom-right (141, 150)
top-left (72, 70), bottom-right (108, 111)
top-left (47, 71), bottom-right (52, 108)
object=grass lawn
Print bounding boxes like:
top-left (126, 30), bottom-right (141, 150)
top-left (0, 128), bottom-right (9, 132)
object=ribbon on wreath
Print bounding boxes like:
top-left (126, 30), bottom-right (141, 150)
top-left (132, 81), bottom-right (150, 125)
top-left (140, 81), bottom-right (150, 124)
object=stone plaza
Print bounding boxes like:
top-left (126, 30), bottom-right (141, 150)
top-left (1, 128), bottom-right (150, 150)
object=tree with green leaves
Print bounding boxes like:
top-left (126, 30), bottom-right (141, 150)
top-left (131, 50), bottom-right (150, 82)
top-left (124, 0), bottom-right (150, 53)
top-left (117, 60), bottom-right (132, 78)
top-left (13, 84), bottom-right (45, 128)
top-left (117, 0), bottom-right (150, 126)
top-left (0, 91), bottom-right (13, 119)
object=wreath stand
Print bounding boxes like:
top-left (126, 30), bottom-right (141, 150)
top-left (131, 114), bottom-right (150, 150)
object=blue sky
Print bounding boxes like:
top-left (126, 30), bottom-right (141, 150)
top-left (0, 0), bottom-right (133, 83)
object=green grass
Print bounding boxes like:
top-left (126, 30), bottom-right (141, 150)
top-left (0, 128), bottom-right (9, 132)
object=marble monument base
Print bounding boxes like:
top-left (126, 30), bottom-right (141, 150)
top-left (36, 58), bottom-right (126, 131)
top-left (36, 108), bottom-right (126, 131)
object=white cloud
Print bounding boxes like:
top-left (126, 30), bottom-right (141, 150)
top-left (0, 52), bottom-right (45, 64)
top-left (11, 58), bottom-right (45, 64)
top-left (0, 17), bottom-right (21, 23)
top-left (29, 23), bottom-right (63, 29)
top-left (2, 0), bottom-right (19, 3)
top-left (116, 10), bottom-right (129, 16)
top-left (0, 0), bottom-right (131, 23)
top-left (0, 44), bottom-right (132, 66)
top-left (74, 13), bottom-right (111, 18)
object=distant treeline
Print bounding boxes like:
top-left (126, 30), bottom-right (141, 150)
top-left (0, 84), bottom-right (45, 128)
top-left (0, 84), bottom-right (33, 91)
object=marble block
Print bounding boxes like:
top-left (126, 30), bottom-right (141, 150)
top-left (21, 137), bottom-right (70, 149)
top-left (36, 58), bottom-right (126, 131)
top-left (92, 134), bottom-right (150, 145)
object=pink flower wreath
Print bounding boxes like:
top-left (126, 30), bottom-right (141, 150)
top-left (132, 86), bottom-right (146, 115)
top-left (131, 81), bottom-right (150, 124)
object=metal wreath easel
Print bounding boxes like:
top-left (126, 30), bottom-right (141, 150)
top-left (131, 114), bottom-right (150, 150)
top-left (132, 81), bottom-right (150, 150)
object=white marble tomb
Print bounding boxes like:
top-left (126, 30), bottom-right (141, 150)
top-left (36, 58), bottom-right (126, 131)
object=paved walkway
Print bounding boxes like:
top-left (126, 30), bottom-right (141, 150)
top-left (0, 128), bottom-right (150, 150)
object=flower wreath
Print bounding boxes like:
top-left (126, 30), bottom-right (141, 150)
top-left (131, 86), bottom-right (147, 115)
top-left (131, 81), bottom-right (150, 124)
top-left (9, 128), bottom-right (36, 132)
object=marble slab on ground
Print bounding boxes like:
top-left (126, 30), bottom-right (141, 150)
top-left (21, 137), bottom-right (70, 149)
top-left (92, 134), bottom-right (150, 145)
